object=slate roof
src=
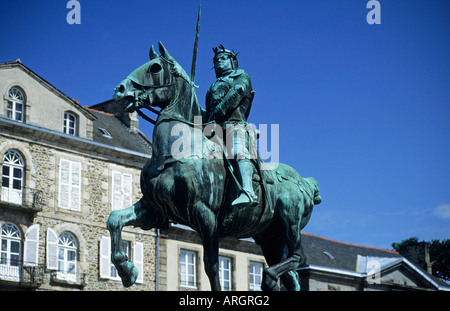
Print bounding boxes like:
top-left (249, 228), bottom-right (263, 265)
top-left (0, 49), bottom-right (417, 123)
top-left (85, 107), bottom-right (152, 156)
top-left (300, 232), bottom-right (400, 272)
top-left (300, 232), bottom-right (450, 290)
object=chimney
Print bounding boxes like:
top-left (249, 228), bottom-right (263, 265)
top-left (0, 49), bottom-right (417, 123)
top-left (399, 242), bottom-right (432, 274)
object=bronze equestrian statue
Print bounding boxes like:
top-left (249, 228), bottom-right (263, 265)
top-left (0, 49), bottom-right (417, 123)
top-left (107, 41), bottom-right (321, 291)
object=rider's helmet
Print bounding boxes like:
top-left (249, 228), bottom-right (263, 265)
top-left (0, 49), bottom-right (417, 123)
top-left (212, 45), bottom-right (239, 70)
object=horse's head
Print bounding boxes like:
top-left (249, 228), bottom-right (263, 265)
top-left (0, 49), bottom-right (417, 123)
top-left (114, 42), bottom-right (194, 112)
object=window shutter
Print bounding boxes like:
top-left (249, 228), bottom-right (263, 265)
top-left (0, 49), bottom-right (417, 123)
top-left (123, 173), bottom-right (132, 209)
top-left (70, 162), bottom-right (81, 211)
top-left (46, 228), bottom-right (58, 270)
top-left (133, 241), bottom-right (144, 283)
top-left (24, 224), bottom-right (40, 267)
top-left (59, 159), bottom-right (81, 211)
top-left (112, 171), bottom-right (123, 211)
top-left (100, 236), bottom-right (111, 279)
top-left (59, 159), bottom-right (70, 209)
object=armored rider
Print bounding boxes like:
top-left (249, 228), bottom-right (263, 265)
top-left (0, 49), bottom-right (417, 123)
top-left (206, 45), bottom-right (258, 209)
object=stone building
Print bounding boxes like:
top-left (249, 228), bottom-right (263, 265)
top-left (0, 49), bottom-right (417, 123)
top-left (158, 224), bottom-right (267, 291)
top-left (0, 60), bottom-right (156, 290)
top-left (159, 225), bottom-right (450, 291)
top-left (298, 232), bottom-right (450, 291)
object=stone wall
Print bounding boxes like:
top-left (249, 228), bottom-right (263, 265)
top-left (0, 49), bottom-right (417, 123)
top-left (0, 130), bottom-right (156, 291)
top-left (159, 226), bottom-right (267, 291)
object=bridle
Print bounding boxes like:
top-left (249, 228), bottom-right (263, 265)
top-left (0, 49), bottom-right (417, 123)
top-left (136, 56), bottom-right (201, 126)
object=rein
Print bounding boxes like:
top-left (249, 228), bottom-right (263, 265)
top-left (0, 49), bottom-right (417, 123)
top-left (155, 113), bottom-right (214, 128)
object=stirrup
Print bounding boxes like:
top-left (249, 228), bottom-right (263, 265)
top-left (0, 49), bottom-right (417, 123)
top-left (232, 189), bottom-right (259, 208)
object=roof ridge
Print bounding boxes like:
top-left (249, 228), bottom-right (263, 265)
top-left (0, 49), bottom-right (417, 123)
top-left (301, 232), bottom-right (399, 255)
top-left (84, 106), bottom-right (115, 117)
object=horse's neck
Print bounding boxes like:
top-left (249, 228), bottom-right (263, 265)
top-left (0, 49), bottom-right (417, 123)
top-left (152, 81), bottom-right (204, 158)
top-left (162, 81), bottom-right (203, 124)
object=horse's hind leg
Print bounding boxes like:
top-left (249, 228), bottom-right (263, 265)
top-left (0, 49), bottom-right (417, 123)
top-left (261, 241), bottom-right (305, 291)
top-left (194, 201), bottom-right (221, 291)
top-left (281, 270), bottom-right (301, 291)
top-left (256, 197), bottom-right (306, 291)
top-left (107, 198), bottom-right (154, 287)
top-left (256, 232), bottom-right (304, 291)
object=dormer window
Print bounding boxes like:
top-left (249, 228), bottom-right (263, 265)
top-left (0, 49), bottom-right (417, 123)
top-left (7, 87), bottom-right (25, 122)
top-left (98, 127), bottom-right (112, 138)
top-left (63, 112), bottom-right (77, 136)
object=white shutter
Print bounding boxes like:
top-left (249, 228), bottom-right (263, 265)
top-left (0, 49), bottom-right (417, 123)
top-left (112, 171), bottom-right (123, 210)
top-left (100, 236), bottom-right (111, 279)
top-left (133, 241), bottom-right (144, 283)
top-left (122, 173), bottom-right (132, 209)
top-left (46, 228), bottom-right (58, 270)
top-left (59, 159), bottom-right (81, 211)
top-left (24, 224), bottom-right (40, 267)
top-left (70, 162), bottom-right (81, 211)
top-left (59, 159), bottom-right (71, 209)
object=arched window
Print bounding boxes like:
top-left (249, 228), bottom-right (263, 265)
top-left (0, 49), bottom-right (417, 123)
top-left (0, 222), bottom-right (22, 281)
top-left (57, 232), bottom-right (77, 281)
top-left (1, 150), bottom-right (24, 205)
top-left (7, 87), bottom-right (25, 122)
top-left (63, 112), bottom-right (77, 136)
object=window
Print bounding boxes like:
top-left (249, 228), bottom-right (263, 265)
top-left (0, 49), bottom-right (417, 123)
top-left (57, 232), bottom-right (77, 282)
top-left (98, 127), bottom-right (112, 138)
top-left (58, 159), bottom-right (81, 211)
top-left (180, 249), bottom-right (197, 288)
top-left (112, 171), bottom-right (132, 211)
top-left (219, 256), bottom-right (232, 291)
top-left (63, 112), bottom-right (77, 136)
top-left (99, 236), bottom-right (143, 283)
top-left (1, 150), bottom-right (24, 205)
top-left (7, 87), bottom-right (25, 122)
top-left (249, 261), bottom-right (263, 291)
top-left (0, 223), bottom-right (21, 281)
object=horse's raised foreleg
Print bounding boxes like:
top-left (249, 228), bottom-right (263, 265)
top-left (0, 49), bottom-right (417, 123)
top-left (107, 198), bottom-right (154, 287)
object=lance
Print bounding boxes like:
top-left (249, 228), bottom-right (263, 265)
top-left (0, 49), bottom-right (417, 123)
top-left (190, 3), bottom-right (201, 83)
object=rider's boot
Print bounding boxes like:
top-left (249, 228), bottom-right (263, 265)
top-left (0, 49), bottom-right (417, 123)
top-left (232, 159), bottom-right (259, 208)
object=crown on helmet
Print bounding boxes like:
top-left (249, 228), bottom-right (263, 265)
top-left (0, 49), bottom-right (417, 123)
top-left (212, 44), bottom-right (239, 69)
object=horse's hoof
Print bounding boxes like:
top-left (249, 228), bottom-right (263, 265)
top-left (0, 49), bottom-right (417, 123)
top-left (261, 270), bottom-right (279, 291)
top-left (121, 262), bottom-right (138, 287)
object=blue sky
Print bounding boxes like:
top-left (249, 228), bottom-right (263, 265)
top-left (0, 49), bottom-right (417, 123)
top-left (1, 0), bottom-right (449, 250)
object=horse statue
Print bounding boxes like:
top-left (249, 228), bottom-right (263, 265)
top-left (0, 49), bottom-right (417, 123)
top-left (107, 42), bottom-right (321, 291)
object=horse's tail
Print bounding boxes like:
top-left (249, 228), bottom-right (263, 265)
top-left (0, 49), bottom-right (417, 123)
top-left (305, 177), bottom-right (322, 205)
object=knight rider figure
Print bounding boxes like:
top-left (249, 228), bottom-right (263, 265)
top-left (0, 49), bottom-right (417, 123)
top-left (206, 45), bottom-right (258, 209)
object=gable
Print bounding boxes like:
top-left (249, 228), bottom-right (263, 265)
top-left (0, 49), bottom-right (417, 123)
top-left (0, 61), bottom-right (95, 139)
top-left (381, 265), bottom-right (428, 288)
